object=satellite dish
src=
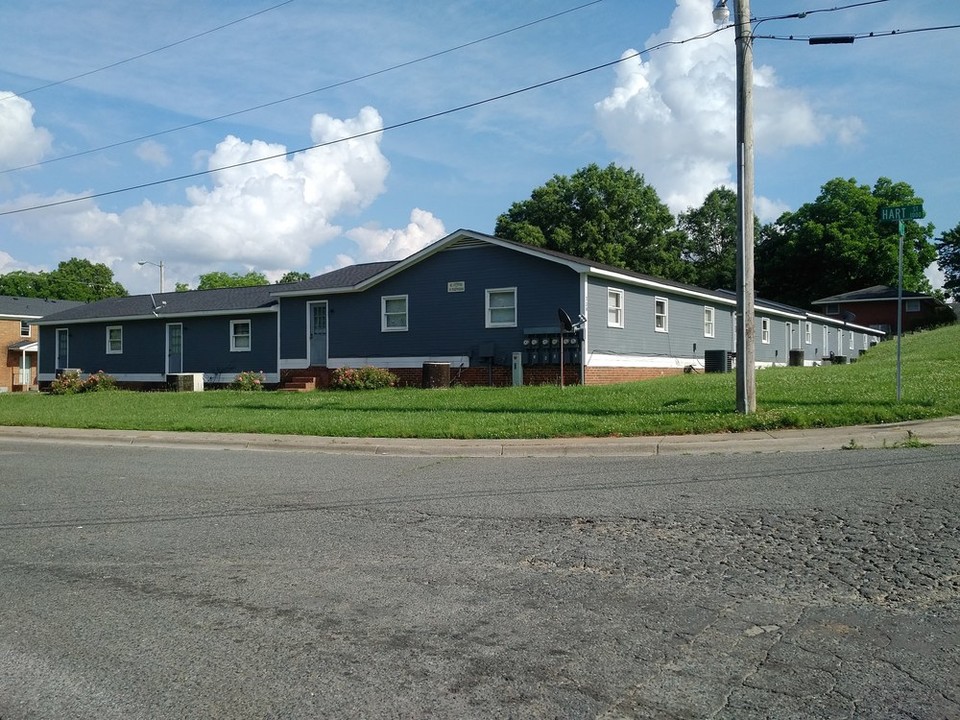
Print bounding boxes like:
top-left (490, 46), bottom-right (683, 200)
top-left (558, 307), bottom-right (574, 332)
top-left (150, 294), bottom-right (166, 317)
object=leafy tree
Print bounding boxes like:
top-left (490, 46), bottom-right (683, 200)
top-left (757, 177), bottom-right (936, 308)
top-left (174, 282), bottom-right (191, 293)
top-left (494, 163), bottom-right (684, 277)
top-left (46, 258), bottom-right (128, 301)
top-left (0, 270), bottom-right (51, 298)
top-left (937, 223), bottom-right (960, 299)
top-left (277, 271), bottom-right (311, 284)
top-left (676, 187), bottom-right (740, 290)
top-left (0, 258), bottom-right (126, 301)
top-left (196, 271), bottom-right (268, 290)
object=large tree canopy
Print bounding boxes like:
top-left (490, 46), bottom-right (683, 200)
top-left (0, 258), bottom-right (127, 301)
top-left (936, 223), bottom-right (960, 300)
top-left (676, 186), bottom-right (739, 290)
top-left (494, 163), bottom-right (683, 278)
top-left (757, 177), bottom-right (936, 308)
top-left (195, 271), bottom-right (269, 290)
top-left (276, 271), bottom-right (311, 284)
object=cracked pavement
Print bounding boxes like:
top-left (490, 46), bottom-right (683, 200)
top-left (1, 440), bottom-right (958, 718)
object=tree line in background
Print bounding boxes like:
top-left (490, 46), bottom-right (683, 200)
top-left (0, 263), bottom-right (313, 301)
top-left (496, 163), bottom-right (957, 306)
top-left (2, 163), bottom-right (957, 305)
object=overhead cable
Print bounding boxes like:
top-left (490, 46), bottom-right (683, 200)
top-left (4, 0), bottom-right (296, 100)
top-left (1, 0), bottom-right (606, 175)
top-left (0, 26), bottom-right (731, 218)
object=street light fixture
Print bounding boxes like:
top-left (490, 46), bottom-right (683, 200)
top-left (714, 0), bottom-right (756, 414)
top-left (138, 260), bottom-right (164, 293)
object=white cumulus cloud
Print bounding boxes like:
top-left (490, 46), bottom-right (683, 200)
top-left (595, 0), bottom-right (863, 217)
top-left (7, 107), bottom-right (395, 292)
top-left (345, 208), bottom-right (446, 264)
top-left (0, 92), bottom-right (52, 171)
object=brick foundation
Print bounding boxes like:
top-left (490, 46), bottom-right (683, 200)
top-left (284, 364), bottom-right (688, 388)
top-left (583, 366), bottom-right (684, 384)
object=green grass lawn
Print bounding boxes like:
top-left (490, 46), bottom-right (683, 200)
top-left (2, 325), bottom-right (958, 439)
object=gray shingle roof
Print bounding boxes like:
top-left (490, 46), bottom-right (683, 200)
top-left (271, 261), bottom-right (399, 295)
top-left (0, 295), bottom-right (85, 319)
top-left (37, 285), bottom-right (277, 324)
top-left (812, 285), bottom-right (935, 304)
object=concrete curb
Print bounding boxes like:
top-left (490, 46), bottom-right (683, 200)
top-left (1, 417), bottom-right (958, 457)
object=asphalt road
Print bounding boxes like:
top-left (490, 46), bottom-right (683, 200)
top-left (1, 440), bottom-right (958, 719)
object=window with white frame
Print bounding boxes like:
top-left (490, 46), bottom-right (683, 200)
top-left (761, 317), bottom-right (770, 344)
top-left (654, 297), bottom-right (668, 332)
top-left (20, 320), bottom-right (30, 337)
top-left (838, 329), bottom-right (844, 352)
top-left (703, 306), bottom-right (715, 338)
top-left (106, 325), bottom-right (123, 354)
top-left (607, 288), bottom-right (624, 328)
top-left (485, 287), bottom-right (517, 328)
top-left (862, 333), bottom-right (868, 349)
top-left (381, 295), bottom-right (408, 332)
top-left (230, 319), bottom-right (251, 352)
top-left (804, 322), bottom-right (812, 345)
top-left (823, 326), bottom-right (829, 355)
top-left (849, 329), bottom-right (854, 351)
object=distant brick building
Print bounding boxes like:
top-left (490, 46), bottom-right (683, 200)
top-left (811, 285), bottom-right (953, 335)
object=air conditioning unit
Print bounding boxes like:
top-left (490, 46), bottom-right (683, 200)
top-left (168, 373), bottom-right (204, 391)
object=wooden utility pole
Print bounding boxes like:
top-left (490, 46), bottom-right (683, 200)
top-left (734, 0), bottom-right (756, 414)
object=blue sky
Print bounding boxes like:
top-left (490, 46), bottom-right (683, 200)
top-left (1, 0), bottom-right (957, 294)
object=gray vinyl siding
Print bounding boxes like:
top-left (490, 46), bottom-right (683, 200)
top-left (281, 243), bottom-right (580, 366)
top-left (586, 278), bottom-right (734, 360)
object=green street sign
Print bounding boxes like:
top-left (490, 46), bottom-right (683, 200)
top-left (880, 204), bottom-right (924, 222)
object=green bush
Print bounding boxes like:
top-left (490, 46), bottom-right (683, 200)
top-left (330, 366), bottom-right (398, 390)
top-left (49, 370), bottom-right (117, 395)
top-left (232, 370), bottom-right (265, 391)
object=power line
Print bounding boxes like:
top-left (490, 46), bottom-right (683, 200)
top-left (0, 25), bottom-right (727, 219)
top-left (758, 24), bottom-right (960, 43)
top-left (1, 0), bottom-right (606, 176)
top-left (3, 0), bottom-right (296, 100)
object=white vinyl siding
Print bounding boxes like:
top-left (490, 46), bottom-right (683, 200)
top-left (381, 295), bottom-right (408, 332)
top-left (486, 288), bottom-right (517, 328)
top-left (703, 306), bottom-right (715, 338)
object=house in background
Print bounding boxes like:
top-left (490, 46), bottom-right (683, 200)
top-left (37, 230), bottom-right (886, 389)
top-left (812, 285), bottom-right (954, 335)
top-left (0, 296), bottom-right (84, 392)
top-left (36, 285), bottom-right (279, 388)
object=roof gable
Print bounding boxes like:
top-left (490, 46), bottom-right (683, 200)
top-left (270, 261), bottom-right (399, 297)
